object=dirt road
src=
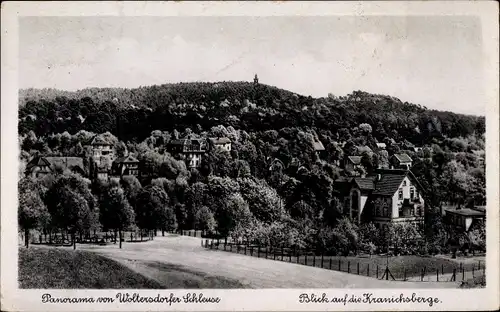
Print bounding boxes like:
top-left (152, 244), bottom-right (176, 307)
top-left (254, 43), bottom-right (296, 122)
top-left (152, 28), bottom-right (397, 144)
top-left (77, 235), bottom-right (460, 289)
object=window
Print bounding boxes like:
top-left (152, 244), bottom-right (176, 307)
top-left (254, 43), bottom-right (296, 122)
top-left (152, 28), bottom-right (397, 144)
top-left (417, 206), bottom-right (422, 216)
top-left (410, 188), bottom-right (415, 200)
top-left (398, 188), bottom-right (403, 200)
top-left (403, 180), bottom-right (407, 186)
top-left (398, 206), bottom-right (403, 217)
top-left (375, 205), bottom-right (380, 216)
top-left (383, 206), bottom-right (388, 217)
top-left (411, 208), bottom-right (415, 216)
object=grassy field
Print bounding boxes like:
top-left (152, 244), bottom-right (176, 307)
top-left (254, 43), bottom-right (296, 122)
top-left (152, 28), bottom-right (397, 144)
top-left (208, 242), bottom-right (483, 280)
top-left (18, 246), bottom-right (245, 289)
top-left (19, 247), bottom-right (163, 288)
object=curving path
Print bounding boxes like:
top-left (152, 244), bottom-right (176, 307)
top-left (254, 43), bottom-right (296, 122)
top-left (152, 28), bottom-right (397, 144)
top-left (77, 235), bottom-right (459, 289)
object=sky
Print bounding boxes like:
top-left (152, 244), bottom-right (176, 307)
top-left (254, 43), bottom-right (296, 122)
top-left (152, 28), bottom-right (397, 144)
top-left (19, 16), bottom-right (485, 115)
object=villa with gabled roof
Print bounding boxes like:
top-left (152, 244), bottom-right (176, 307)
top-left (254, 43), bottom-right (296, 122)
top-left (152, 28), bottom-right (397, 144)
top-left (334, 168), bottom-right (426, 228)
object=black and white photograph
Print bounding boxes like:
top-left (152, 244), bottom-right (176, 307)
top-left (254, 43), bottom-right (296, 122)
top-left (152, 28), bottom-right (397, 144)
top-left (1, 1), bottom-right (499, 311)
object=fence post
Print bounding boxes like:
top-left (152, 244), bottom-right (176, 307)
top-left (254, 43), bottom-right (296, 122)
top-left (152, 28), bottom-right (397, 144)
top-left (421, 268), bottom-right (424, 281)
top-left (478, 260), bottom-right (480, 270)
top-left (244, 244), bottom-right (247, 255)
top-left (297, 253), bottom-right (300, 264)
top-left (367, 264), bottom-right (370, 277)
top-left (130, 232), bottom-right (132, 242)
top-left (281, 246), bottom-right (284, 261)
top-left (257, 245), bottom-right (260, 258)
top-left (437, 268), bottom-right (439, 282)
top-left (404, 268), bottom-right (406, 281)
top-left (459, 262), bottom-right (462, 271)
top-left (348, 261), bottom-right (350, 273)
top-left (441, 264), bottom-right (444, 275)
top-left (289, 251), bottom-right (292, 263)
top-left (274, 248), bottom-right (277, 260)
top-left (225, 237), bottom-right (227, 246)
top-left (210, 240), bottom-right (213, 249)
top-left (305, 254), bottom-right (308, 266)
top-left (250, 246), bottom-right (253, 256)
top-left (321, 254), bottom-right (324, 268)
top-left (313, 254), bottom-right (316, 267)
top-left (357, 263), bottom-right (360, 275)
top-left (472, 267), bottom-right (475, 277)
top-left (376, 265), bottom-right (379, 279)
top-left (462, 267), bottom-right (465, 281)
top-left (230, 243), bottom-right (233, 252)
top-left (452, 268), bottom-right (456, 282)
top-left (339, 260), bottom-right (342, 271)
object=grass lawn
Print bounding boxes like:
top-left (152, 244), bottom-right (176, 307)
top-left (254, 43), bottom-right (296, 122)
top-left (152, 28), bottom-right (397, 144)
top-left (19, 247), bottom-right (246, 289)
top-left (209, 243), bottom-right (482, 280)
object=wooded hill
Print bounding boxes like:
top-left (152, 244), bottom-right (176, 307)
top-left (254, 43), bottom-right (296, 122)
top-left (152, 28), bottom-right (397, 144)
top-left (19, 82), bottom-right (484, 144)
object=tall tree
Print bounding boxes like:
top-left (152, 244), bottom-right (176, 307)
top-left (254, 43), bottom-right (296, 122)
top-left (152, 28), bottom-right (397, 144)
top-left (18, 178), bottom-right (50, 248)
top-left (99, 185), bottom-right (135, 248)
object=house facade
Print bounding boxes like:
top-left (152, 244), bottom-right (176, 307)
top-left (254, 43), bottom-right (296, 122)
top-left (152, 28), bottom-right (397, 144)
top-left (113, 155), bottom-right (140, 177)
top-left (25, 156), bottom-right (85, 178)
top-left (334, 169), bottom-right (426, 227)
top-left (208, 137), bottom-right (232, 152)
top-left (344, 156), bottom-right (362, 174)
top-left (168, 138), bottom-right (206, 168)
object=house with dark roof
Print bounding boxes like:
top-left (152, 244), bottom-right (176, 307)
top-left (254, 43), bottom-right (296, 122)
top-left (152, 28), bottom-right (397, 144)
top-left (390, 153), bottom-right (413, 170)
top-left (207, 137), bottom-right (232, 152)
top-left (334, 168), bottom-right (426, 227)
top-left (113, 155), bottom-right (140, 177)
top-left (344, 156), bottom-right (362, 174)
top-left (167, 138), bottom-right (206, 168)
top-left (85, 135), bottom-right (115, 166)
top-left (25, 156), bottom-right (86, 178)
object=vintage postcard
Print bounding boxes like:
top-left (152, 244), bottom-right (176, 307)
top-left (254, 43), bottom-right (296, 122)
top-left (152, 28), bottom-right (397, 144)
top-left (1, 1), bottom-right (499, 311)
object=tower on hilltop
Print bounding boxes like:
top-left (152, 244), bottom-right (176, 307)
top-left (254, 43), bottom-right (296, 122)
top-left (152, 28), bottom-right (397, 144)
top-left (253, 74), bottom-right (259, 85)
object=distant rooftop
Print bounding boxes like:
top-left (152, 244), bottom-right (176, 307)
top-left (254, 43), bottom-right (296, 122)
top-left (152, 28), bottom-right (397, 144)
top-left (445, 207), bottom-right (485, 217)
top-left (393, 153), bottom-right (412, 163)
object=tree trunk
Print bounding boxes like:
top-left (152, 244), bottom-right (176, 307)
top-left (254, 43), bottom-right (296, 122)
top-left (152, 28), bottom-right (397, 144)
top-left (119, 229), bottom-right (122, 249)
top-left (25, 228), bottom-right (29, 248)
top-left (72, 232), bottom-right (76, 250)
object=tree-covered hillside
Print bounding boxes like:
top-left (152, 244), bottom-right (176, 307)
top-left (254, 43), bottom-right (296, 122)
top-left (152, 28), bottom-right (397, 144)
top-left (19, 82), bottom-right (484, 144)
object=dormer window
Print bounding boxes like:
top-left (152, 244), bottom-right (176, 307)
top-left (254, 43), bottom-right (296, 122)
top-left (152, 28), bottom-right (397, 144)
top-left (403, 180), bottom-right (407, 186)
top-left (398, 188), bottom-right (403, 200)
top-left (410, 187), bottom-right (415, 200)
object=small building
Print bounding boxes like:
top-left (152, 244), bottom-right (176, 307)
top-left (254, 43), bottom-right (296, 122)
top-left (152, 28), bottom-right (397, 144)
top-left (25, 156), bottom-right (85, 178)
top-left (390, 153), bottom-right (413, 170)
top-left (444, 206), bottom-right (486, 232)
top-left (313, 138), bottom-right (326, 159)
top-left (345, 156), bottom-right (362, 173)
top-left (168, 138), bottom-right (206, 168)
top-left (208, 137), bottom-right (232, 152)
top-left (113, 155), bottom-right (140, 177)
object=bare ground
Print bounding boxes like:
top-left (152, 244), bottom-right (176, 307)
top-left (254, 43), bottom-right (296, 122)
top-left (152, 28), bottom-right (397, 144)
top-left (72, 234), bottom-right (459, 289)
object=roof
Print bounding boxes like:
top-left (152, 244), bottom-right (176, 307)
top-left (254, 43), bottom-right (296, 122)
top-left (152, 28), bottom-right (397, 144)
top-left (353, 177), bottom-right (375, 190)
top-left (45, 157), bottom-right (85, 171)
top-left (347, 156), bottom-right (362, 165)
top-left (313, 140), bottom-right (325, 151)
top-left (393, 153), bottom-right (412, 163)
top-left (115, 155), bottom-right (139, 163)
top-left (376, 143), bottom-right (386, 148)
top-left (89, 135), bottom-right (112, 146)
top-left (445, 208), bottom-right (485, 217)
top-left (472, 206), bottom-right (486, 212)
top-left (208, 137), bottom-right (231, 144)
top-left (26, 156), bottom-right (51, 170)
top-left (371, 171), bottom-right (407, 196)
